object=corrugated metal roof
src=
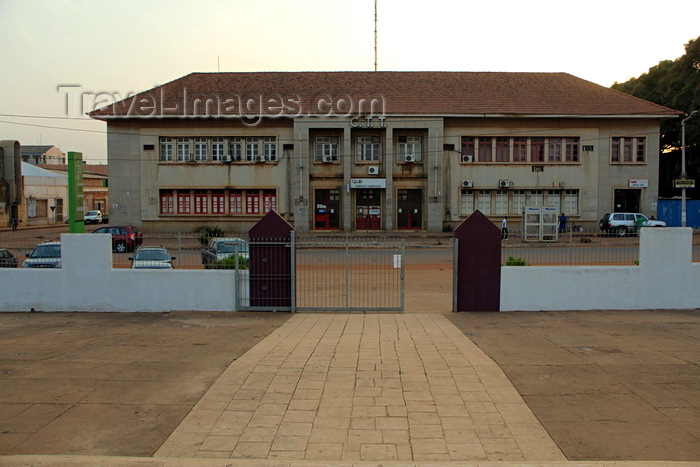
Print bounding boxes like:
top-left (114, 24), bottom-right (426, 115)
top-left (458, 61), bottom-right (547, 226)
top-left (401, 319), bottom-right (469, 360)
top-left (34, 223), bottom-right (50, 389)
top-left (21, 162), bottom-right (68, 178)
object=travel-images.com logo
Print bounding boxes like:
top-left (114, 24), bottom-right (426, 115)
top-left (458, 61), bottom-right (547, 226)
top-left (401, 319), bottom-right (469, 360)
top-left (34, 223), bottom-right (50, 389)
top-left (59, 85), bottom-right (387, 125)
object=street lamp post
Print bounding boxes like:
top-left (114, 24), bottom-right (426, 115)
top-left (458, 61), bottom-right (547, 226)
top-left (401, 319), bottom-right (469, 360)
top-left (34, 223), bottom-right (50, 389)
top-left (681, 110), bottom-right (698, 227)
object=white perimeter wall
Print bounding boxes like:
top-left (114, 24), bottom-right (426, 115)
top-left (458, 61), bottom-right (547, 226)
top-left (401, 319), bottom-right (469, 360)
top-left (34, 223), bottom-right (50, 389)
top-left (0, 234), bottom-right (240, 312)
top-left (501, 228), bottom-right (699, 311)
top-left (0, 229), bottom-right (697, 313)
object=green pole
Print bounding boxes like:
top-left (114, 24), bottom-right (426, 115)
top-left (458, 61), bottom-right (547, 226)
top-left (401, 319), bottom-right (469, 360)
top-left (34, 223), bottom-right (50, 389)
top-left (67, 151), bottom-right (84, 233)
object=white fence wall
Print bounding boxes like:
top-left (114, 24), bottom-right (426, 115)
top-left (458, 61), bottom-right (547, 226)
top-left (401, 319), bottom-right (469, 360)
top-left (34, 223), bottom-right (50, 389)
top-left (0, 234), bottom-right (241, 312)
top-left (501, 228), bottom-right (699, 311)
top-left (1, 229), bottom-right (697, 313)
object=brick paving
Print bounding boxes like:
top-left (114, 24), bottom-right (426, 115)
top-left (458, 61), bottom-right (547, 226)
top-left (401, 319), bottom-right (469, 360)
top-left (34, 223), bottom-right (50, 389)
top-left (155, 313), bottom-right (564, 462)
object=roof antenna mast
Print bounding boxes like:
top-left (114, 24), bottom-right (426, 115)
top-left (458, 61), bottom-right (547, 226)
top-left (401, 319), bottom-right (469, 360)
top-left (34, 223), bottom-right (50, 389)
top-left (374, 0), bottom-right (378, 72)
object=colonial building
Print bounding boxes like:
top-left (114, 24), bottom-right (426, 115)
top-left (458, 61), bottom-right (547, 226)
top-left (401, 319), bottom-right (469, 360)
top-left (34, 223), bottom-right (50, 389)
top-left (90, 72), bottom-right (678, 233)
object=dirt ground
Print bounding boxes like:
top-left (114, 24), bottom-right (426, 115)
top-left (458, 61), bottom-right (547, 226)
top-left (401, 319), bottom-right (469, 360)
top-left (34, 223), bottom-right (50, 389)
top-left (1, 262), bottom-right (699, 462)
top-left (447, 309), bottom-right (700, 461)
top-left (0, 311), bottom-right (290, 456)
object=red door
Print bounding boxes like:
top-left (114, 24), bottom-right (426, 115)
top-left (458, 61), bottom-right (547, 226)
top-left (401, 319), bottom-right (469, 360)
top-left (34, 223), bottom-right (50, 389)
top-left (356, 189), bottom-right (381, 230)
top-left (397, 189), bottom-right (422, 230)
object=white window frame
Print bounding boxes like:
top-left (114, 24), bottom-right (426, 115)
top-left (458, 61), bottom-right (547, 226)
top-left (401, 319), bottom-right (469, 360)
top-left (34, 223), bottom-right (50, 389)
top-left (356, 136), bottom-right (380, 162)
top-left (315, 136), bottom-right (339, 162)
top-left (528, 189), bottom-right (544, 207)
top-left (176, 138), bottom-right (191, 162)
top-left (160, 137), bottom-right (173, 162)
top-left (477, 189), bottom-right (492, 215)
top-left (211, 137), bottom-right (225, 161)
top-left (512, 190), bottom-right (526, 214)
top-left (194, 137), bottom-right (208, 162)
top-left (460, 189), bottom-right (474, 216)
top-left (564, 189), bottom-right (579, 215)
top-left (494, 189), bottom-right (509, 215)
top-left (246, 137), bottom-right (259, 161)
top-left (229, 137), bottom-right (242, 161)
top-left (263, 136), bottom-right (277, 161)
top-left (398, 136), bottom-right (422, 162)
top-left (546, 189), bottom-right (561, 211)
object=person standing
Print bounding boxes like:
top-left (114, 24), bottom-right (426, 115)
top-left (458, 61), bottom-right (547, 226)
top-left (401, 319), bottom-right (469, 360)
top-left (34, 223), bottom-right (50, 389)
top-left (559, 212), bottom-right (567, 233)
top-left (501, 217), bottom-right (508, 240)
top-left (10, 217), bottom-right (18, 231)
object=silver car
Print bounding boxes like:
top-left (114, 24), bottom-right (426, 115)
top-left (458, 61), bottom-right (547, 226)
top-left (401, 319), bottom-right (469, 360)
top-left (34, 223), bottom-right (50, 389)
top-left (23, 242), bottom-right (62, 268)
top-left (129, 246), bottom-right (176, 269)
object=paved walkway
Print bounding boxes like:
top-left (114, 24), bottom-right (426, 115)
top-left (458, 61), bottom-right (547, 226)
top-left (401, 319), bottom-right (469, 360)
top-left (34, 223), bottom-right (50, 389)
top-left (154, 313), bottom-right (564, 462)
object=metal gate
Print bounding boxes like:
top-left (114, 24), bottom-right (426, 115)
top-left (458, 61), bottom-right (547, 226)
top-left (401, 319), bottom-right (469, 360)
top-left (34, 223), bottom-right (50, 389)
top-left (235, 235), bottom-right (405, 312)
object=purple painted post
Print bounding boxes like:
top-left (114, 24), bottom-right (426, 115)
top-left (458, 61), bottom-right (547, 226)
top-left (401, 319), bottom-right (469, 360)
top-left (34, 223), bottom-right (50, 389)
top-left (453, 210), bottom-right (501, 311)
top-left (248, 211), bottom-right (295, 308)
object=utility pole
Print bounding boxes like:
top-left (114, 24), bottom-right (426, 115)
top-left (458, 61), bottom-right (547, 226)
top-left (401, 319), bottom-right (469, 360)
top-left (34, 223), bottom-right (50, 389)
top-left (374, 0), bottom-right (377, 72)
top-left (681, 110), bottom-right (698, 226)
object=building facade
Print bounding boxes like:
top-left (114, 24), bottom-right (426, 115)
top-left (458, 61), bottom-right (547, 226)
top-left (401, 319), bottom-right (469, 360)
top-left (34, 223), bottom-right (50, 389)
top-left (90, 72), bottom-right (678, 233)
top-left (21, 145), bottom-right (66, 165)
top-left (21, 162), bottom-right (68, 226)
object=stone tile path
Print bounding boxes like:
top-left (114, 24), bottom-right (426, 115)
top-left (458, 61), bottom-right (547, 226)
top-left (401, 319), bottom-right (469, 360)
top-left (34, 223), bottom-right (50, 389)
top-left (156, 313), bottom-right (565, 462)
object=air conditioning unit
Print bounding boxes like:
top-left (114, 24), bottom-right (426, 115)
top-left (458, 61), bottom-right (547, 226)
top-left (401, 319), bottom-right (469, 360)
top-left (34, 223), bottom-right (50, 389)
top-left (255, 155), bottom-right (266, 163)
top-left (404, 154), bottom-right (416, 163)
top-left (368, 166), bottom-right (379, 175)
top-left (498, 180), bottom-right (512, 188)
top-left (222, 155), bottom-right (232, 162)
top-left (322, 155), bottom-right (333, 163)
top-left (461, 180), bottom-right (473, 188)
top-left (461, 155), bottom-right (473, 163)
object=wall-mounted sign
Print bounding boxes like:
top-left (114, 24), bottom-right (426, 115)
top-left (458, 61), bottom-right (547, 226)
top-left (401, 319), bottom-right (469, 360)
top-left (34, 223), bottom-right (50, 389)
top-left (673, 179), bottom-right (695, 189)
top-left (350, 116), bottom-right (387, 128)
top-left (532, 165), bottom-right (544, 172)
top-left (350, 178), bottom-right (386, 189)
top-left (629, 179), bottom-right (648, 188)
top-left (582, 145), bottom-right (595, 152)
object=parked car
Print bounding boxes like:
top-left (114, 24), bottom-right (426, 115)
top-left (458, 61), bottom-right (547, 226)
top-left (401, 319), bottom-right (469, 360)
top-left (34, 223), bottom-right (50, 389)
top-left (93, 225), bottom-right (143, 253)
top-left (599, 212), bottom-right (666, 237)
top-left (0, 248), bottom-right (18, 267)
top-left (201, 237), bottom-right (249, 268)
top-left (84, 210), bottom-right (104, 224)
top-left (128, 246), bottom-right (175, 269)
top-left (22, 241), bottom-right (62, 268)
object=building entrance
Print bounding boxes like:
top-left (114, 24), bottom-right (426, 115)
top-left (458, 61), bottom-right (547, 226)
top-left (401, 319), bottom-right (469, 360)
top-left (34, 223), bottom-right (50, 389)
top-left (356, 189), bottom-right (381, 230)
top-left (614, 189), bottom-right (641, 213)
top-left (314, 189), bottom-right (341, 230)
top-left (397, 189), bottom-right (422, 230)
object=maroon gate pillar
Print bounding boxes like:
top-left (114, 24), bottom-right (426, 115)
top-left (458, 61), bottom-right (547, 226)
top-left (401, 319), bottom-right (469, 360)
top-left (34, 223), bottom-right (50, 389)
top-left (248, 211), bottom-right (295, 309)
top-left (453, 210), bottom-right (501, 311)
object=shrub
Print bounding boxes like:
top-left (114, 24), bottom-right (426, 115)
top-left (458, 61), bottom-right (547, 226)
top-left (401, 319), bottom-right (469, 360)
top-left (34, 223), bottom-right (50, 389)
top-left (505, 256), bottom-right (528, 266)
top-left (211, 255), bottom-right (249, 270)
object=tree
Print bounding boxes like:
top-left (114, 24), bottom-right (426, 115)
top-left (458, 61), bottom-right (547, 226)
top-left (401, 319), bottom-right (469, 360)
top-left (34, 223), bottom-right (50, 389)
top-left (612, 36), bottom-right (700, 198)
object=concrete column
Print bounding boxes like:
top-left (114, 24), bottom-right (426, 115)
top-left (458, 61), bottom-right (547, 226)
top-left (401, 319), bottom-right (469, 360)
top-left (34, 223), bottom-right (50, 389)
top-left (384, 126), bottom-right (394, 231)
top-left (343, 127), bottom-right (353, 232)
top-left (427, 124), bottom-right (444, 233)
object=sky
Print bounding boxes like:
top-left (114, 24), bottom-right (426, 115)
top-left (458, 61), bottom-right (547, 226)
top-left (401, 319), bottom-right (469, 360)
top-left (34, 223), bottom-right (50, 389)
top-left (0, 0), bottom-right (698, 163)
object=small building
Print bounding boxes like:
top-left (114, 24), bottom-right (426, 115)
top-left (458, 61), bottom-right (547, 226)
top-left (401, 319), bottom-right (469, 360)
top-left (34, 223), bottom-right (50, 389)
top-left (38, 164), bottom-right (109, 216)
top-left (21, 162), bottom-right (68, 226)
top-left (21, 145), bottom-right (66, 165)
top-left (90, 71), bottom-right (679, 233)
